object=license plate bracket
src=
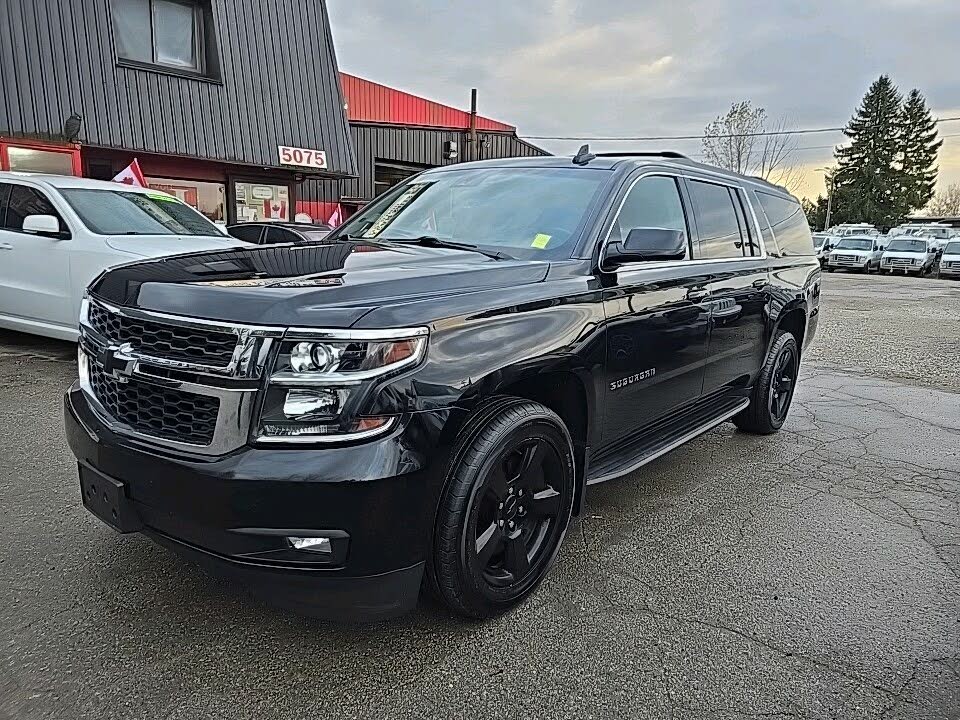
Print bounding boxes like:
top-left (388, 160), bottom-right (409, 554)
top-left (79, 464), bottom-right (143, 533)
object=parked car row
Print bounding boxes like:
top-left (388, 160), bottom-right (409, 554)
top-left (814, 223), bottom-right (960, 279)
top-left (0, 172), bottom-right (337, 341)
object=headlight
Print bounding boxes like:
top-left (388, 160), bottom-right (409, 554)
top-left (256, 327), bottom-right (429, 443)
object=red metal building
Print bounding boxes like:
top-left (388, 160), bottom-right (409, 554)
top-left (298, 73), bottom-right (547, 223)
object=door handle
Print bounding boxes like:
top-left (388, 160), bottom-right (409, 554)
top-left (752, 279), bottom-right (767, 289)
top-left (687, 289), bottom-right (709, 302)
top-left (0, 243), bottom-right (12, 250)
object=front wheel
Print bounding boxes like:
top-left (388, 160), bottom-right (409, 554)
top-left (429, 399), bottom-right (576, 619)
top-left (734, 332), bottom-right (799, 435)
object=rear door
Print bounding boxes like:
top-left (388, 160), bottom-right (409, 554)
top-left (685, 178), bottom-right (769, 395)
top-left (0, 181), bottom-right (75, 330)
top-left (600, 173), bottom-right (711, 447)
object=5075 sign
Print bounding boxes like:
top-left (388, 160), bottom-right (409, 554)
top-left (278, 145), bottom-right (327, 169)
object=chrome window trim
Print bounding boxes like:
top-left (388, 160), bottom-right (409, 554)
top-left (598, 169), bottom-right (768, 274)
top-left (284, 327), bottom-right (430, 341)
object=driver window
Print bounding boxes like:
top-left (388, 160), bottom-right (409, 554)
top-left (611, 176), bottom-right (690, 258)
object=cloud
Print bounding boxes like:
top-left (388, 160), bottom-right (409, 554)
top-left (328, 0), bottom-right (960, 196)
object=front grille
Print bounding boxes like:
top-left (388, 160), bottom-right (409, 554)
top-left (88, 362), bottom-right (220, 446)
top-left (88, 302), bottom-right (238, 367)
top-left (885, 258), bottom-right (914, 266)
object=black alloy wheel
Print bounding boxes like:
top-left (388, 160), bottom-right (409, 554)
top-left (429, 398), bottom-right (575, 618)
top-left (768, 341), bottom-right (797, 424)
top-left (733, 331), bottom-right (800, 435)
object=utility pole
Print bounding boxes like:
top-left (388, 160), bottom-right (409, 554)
top-left (468, 88), bottom-right (478, 162)
top-left (824, 175), bottom-right (833, 231)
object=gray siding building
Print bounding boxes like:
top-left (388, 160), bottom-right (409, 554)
top-left (0, 0), bottom-right (356, 225)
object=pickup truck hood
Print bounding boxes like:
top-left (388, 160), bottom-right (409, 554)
top-left (90, 241), bottom-right (551, 328)
top-left (105, 233), bottom-right (246, 257)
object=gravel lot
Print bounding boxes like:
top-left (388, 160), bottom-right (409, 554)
top-left (1, 273), bottom-right (958, 720)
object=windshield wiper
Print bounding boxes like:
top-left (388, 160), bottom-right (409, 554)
top-left (378, 235), bottom-right (513, 261)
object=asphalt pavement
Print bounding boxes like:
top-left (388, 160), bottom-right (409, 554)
top-left (1, 273), bottom-right (958, 719)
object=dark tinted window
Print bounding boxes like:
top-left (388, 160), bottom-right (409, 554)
top-left (0, 183), bottom-right (10, 227)
top-left (112, 0), bottom-right (208, 73)
top-left (612, 176), bottom-right (689, 255)
top-left (688, 180), bottom-right (744, 259)
top-left (228, 225), bottom-right (265, 244)
top-left (756, 192), bottom-right (814, 256)
top-left (263, 227), bottom-right (302, 245)
top-left (3, 184), bottom-right (65, 233)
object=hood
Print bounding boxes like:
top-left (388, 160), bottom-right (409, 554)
top-left (105, 233), bottom-right (247, 257)
top-left (90, 240), bottom-right (551, 328)
top-left (832, 248), bottom-right (872, 256)
top-left (882, 251), bottom-right (928, 259)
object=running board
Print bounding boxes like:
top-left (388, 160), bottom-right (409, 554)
top-left (586, 398), bottom-right (750, 485)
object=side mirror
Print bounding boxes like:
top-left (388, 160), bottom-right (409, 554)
top-left (22, 214), bottom-right (65, 238)
top-left (604, 227), bottom-right (687, 268)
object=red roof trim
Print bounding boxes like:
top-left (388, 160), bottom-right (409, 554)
top-left (340, 73), bottom-right (516, 133)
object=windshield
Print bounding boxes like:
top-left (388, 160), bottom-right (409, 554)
top-left (812, 235), bottom-right (827, 248)
top-left (886, 238), bottom-right (928, 252)
top-left (834, 238), bottom-right (874, 250)
top-left (944, 241), bottom-right (960, 255)
top-left (61, 188), bottom-right (223, 236)
top-left (333, 167), bottom-right (609, 259)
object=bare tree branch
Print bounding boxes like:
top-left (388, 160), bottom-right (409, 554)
top-left (702, 101), bottom-right (802, 193)
top-left (924, 183), bottom-right (960, 216)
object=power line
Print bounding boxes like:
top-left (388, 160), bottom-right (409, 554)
top-left (522, 116), bottom-right (960, 142)
top-left (687, 132), bottom-right (960, 158)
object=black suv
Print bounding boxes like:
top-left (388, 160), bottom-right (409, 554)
top-left (64, 152), bottom-right (820, 621)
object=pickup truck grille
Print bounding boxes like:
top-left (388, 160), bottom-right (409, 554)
top-left (88, 301), bottom-right (238, 368)
top-left (88, 362), bottom-right (220, 446)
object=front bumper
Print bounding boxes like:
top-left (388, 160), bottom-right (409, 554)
top-left (938, 263), bottom-right (960, 277)
top-left (65, 382), bottom-right (463, 621)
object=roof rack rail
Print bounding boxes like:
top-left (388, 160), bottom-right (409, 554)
top-left (592, 151), bottom-right (690, 159)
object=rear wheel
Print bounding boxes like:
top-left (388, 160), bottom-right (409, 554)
top-left (734, 332), bottom-right (799, 435)
top-left (429, 399), bottom-right (575, 618)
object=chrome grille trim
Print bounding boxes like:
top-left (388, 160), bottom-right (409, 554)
top-left (77, 298), bottom-right (284, 456)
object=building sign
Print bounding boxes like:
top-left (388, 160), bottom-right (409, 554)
top-left (279, 145), bottom-right (327, 169)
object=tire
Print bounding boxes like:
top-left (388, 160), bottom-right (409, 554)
top-left (733, 331), bottom-right (800, 435)
top-left (428, 398), bottom-right (576, 619)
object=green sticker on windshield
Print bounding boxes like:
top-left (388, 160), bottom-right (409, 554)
top-left (146, 192), bottom-right (180, 203)
top-left (531, 233), bottom-right (552, 249)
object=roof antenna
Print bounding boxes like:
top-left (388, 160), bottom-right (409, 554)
top-left (572, 144), bottom-right (596, 166)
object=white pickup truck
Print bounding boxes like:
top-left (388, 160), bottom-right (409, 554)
top-left (0, 172), bottom-right (250, 341)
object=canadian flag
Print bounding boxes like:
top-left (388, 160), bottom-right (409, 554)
top-left (112, 159), bottom-right (147, 187)
top-left (327, 203), bottom-right (343, 227)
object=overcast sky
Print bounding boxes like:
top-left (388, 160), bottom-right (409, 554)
top-left (329, 0), bottom-right (960, 201)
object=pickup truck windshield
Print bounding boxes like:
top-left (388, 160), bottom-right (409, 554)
top-left (834, 238), bottom-right (873, 250)
top-left (333, 167), bottom-right (609, 259)
top-left (886, 239), bottom-right (928, 252)
top-left (61, 188), bottom-right (222, 236)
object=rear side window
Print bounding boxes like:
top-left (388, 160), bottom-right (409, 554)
top-left (3, 184), bottom-right (66, 232)
top-left (756, 192), bottom-right (815, 256)
top-left (688, 180), bottom-right (745, 259)
top-left (228, 225), bottom-right (264, 244)
top-left (263, 227), bottom-right (301, 245)
top-left (0, 183), bottom-right (10, 227)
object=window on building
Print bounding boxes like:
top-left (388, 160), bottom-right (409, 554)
top-left (146, 177), bottom-right (226, 224)
top-left (688, 180), bottom-right (747, 260)
top-left (756, 191), bottom-right (815, 256)
top-left (0, 141), bottom-right (81, 176)
top-left (611, 176), bottom-right (690, 257)
top-left (234, 182), bottom-right (290, 223)
top-left (1, 184), bottom-right (68, 235)
top-left (111, 0), bottom-right (216, 75)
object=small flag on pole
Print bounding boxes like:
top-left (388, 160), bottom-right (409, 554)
top-left (112, 159), bottom-right (147, 187)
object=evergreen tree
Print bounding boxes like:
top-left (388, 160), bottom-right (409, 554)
top-left (833, 75), bottom-right (909, 227)
top-left (900, 89), bottom-right (941, 211)
top-left (801, 195), bottom-right (829, 231)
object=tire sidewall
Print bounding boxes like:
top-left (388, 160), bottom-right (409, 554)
top-left (436, 404), bottom-right (576, 616)
top-left (765, 334), bottom-right (799, 431)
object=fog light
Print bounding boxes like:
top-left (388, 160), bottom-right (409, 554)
top-left (288, 536), bottom-right (332, 554)
top-left (283, 388), bottom-right (344, 418)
